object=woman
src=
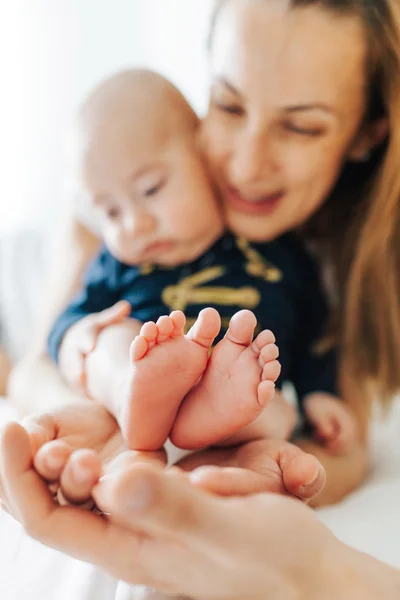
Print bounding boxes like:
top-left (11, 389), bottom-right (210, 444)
top-left (10, 0), bottom-right (398, 506)
top-left (1, 421), bottom-right (400, 599)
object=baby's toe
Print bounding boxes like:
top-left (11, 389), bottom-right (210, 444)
top-left (170, 310), bottom-right (186, 337)
top-left (156, 316), bottom-right (174, 342)
top-left (259, 343), bottom-right (279, 367)
top-left (130, 335), bottom-right (149, 361)
top-left (252, 329), bottom-right (276, 354)
top-left (262, 360), bottom-right (281, 382)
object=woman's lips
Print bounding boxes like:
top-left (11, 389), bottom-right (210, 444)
top-left (224, 187), bottom-right (284, 215)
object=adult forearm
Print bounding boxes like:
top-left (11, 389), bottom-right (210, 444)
top-left (295, 437), bottom-right (368, 507)
top-left (319, 541), bottom-right (400, 600)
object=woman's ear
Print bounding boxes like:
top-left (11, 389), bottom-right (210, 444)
top-left (348, 117), bottom-right (389, 162)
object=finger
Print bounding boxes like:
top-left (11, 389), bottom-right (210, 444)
top-left (0, 421), bottom-right (49, 523)
top-left (326, 418), bottom-right (355, 454)
top-left (189, 466), bottom-right (286, 497)
top-left (314, 416), bottom-right (336, 441)
top-left (59, 449), bottom-right (102, 504)
top-left (0, 433), bottom-right (14, 516)
top-left (81, 301), bottom-right (132, 353)
top-left (79, 327), bottom-right (99, 355)
top-left (0, 422), bottom-right (147, 573)
top-left (22, 414), bottom-right (57, 455)
top-left (102, 449), bottom-right (167, 477)
top-left (34, 440), bottom-right (74, 481)
top-left (278, 446), bottom-right (326, 501)
top-left (96, 301), bottom-right (132, 328)
top-left (93, 463), bottom-right (237, 551)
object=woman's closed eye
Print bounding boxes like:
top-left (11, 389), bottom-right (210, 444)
top-left (213, 100), bottom-right (245, 117)
top-left (283, 122), bottom-right (325, 137)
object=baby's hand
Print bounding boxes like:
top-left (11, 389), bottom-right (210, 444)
top-left (303, 393), bottom-right (358, 455)
top-left (59, 300), bottom-right (131, 393)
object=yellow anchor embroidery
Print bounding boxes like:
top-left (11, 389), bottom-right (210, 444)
top-left (235, 238), bottom-right (283, 282)
top-left (162, 265), bottom-right (261, 312)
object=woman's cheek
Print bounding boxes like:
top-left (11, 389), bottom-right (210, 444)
top-left (202, 119), bottom-right (231, 163)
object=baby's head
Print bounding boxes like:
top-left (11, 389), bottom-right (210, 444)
top-left (73, 70), bottom-right (223, 266)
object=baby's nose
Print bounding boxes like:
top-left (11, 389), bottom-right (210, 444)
top-left (123, 210), bottom-right (156, 235)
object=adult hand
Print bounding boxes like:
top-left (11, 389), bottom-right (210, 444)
top-left (0, 421), bottom-right (336, 600)
top-left (0, 401), bottom-right (165, 506)
top-left (176, 437), bottom-right (326, 502)
top-left (33, 433), bottom-right (325, 508)
top-left (54, 435), bottom-right (325, 509)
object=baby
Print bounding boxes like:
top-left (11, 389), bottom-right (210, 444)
top-left (48, 70), bottom-right (355, 457)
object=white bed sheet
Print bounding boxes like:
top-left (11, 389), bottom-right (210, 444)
top-left (0, 397), bottom-right (399, 600)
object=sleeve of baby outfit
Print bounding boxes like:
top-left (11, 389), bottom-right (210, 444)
top-left (289, 256), bottom-right (338, 409)
top-left (47, 247), bottom-right (120, 364)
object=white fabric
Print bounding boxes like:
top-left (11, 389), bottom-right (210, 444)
top-left (318, 400), bottom-right (400, 568)
top-left (0, 229), bottom-right (48, 361)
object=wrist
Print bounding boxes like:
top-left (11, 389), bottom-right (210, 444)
top-left (311, 537), bottom-right (400, 600)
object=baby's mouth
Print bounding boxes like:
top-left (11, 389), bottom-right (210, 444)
top-left (142, 241), bottom-right (175, 258)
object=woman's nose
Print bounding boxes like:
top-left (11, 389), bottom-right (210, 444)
top-left (230, 130), bottom-right (279, 189)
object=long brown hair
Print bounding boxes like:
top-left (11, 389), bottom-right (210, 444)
top-left (210, 0), bottom-right (400, 407)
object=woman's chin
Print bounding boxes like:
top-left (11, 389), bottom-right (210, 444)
top-left (225, 210), bottom-right (284, 243)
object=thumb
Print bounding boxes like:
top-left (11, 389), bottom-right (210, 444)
top-left (279, 447), bottom-right (326, 502)
top-left (81, 301), bottom-right (131, 354)
top-left (22, 413), bottom-right (57, 455)
top-left (97, 301), bottom-right (131, 327)
top-left (94, 464), bottom-right (237, 553)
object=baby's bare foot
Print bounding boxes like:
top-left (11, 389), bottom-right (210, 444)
top-left (170, 310), bottom-right (281, 449)
top-left (120, 308), bottom-right (221, 451)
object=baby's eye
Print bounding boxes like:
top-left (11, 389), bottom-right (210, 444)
top-left (107, 206), bottom-right (121, 220)
top-left (143, 178), bottom-right (166, 198)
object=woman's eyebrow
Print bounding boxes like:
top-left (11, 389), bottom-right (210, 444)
top-left (212, 76), bottom-right (244, 99)
top-left (213, 76), bottom-right (337, 119)
top-left (283, 104), bottom-right (335, 116)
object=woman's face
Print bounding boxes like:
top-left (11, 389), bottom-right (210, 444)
top-left (201, 0), bottom-right (370, 241)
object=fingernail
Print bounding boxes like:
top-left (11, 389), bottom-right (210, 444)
top-left (304, 465), bottom-right (321, 488)
top-left (73, 463), bottom-right (94, 485)
top-left (121, 477), bottom-right (154, 514)
top-left (45, 454), bottom-right (65, 470)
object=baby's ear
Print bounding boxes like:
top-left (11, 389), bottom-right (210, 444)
top-left (348, 116), bottom-right (388, 162)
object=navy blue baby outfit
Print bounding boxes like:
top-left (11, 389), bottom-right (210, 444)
top-left (48, 233), bottom-right (337, 405)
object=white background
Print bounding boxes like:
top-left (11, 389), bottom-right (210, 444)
top-left (0, 1), bottom-right (214, 233)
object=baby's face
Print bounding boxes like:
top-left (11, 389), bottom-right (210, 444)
top-left (79, 115), bottom-right (224, 266)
